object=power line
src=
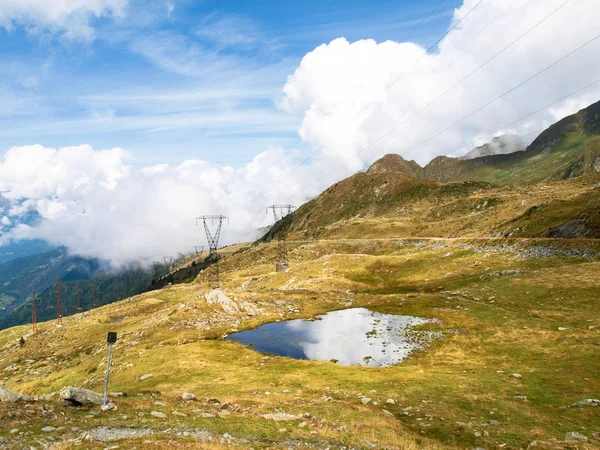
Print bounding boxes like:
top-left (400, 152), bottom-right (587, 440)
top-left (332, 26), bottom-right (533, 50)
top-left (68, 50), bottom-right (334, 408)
top-left (281, 30), bottom-right (600, 201)
top-left (401, 32), bottom-right (600, 159)
top-left (401, 0), bottom-right (447, 43)
top-left (250, 0), bottom-right (488, 204)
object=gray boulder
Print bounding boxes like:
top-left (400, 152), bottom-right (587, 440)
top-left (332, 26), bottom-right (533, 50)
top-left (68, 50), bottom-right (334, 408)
top-left (0, 387), bottom-right (31, 402)
top-left (59, 386), bottom-right (103, 406)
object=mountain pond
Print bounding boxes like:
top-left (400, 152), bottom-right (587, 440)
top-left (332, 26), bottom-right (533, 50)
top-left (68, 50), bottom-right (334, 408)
top-left (225, 307), bottom-right (439, 367)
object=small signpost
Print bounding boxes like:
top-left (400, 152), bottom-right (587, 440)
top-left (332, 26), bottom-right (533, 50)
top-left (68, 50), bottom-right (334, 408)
top-left (103, 332), bottom-right (117, 407)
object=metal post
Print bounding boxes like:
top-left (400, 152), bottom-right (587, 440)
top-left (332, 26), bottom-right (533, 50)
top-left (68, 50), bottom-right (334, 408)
top-left (103, 332), bottom-right (117, 407)
top-left (103, 343), bottom-right (113, 407)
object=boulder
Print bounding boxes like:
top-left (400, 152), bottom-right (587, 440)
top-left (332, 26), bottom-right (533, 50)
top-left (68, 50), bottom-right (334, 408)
top-left (59, 386), bottom-right (103, 406)
top-left (0, 387), bottom-right (31, 402)
top-left (566, 431), bottom-right (588, 442)
top-left (182, 392), bottom-right (196, 401)
top-left (262, 412), bottom-right (303, 421)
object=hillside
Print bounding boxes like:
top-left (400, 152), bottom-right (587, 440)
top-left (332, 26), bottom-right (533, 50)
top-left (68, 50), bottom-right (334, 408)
top-left (367, 99), bottom-right (600, 185)
top-left (0, 249), bottom-right (167, 330)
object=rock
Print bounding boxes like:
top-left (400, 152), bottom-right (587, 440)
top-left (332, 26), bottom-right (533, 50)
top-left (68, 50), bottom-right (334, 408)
top-left (182, 392), bottom-right (196, 401)
top-left (202, 412), bottom-right (216, 418)
top-left (298, 421), bottom-right (307, 428)
top-left (385, 398), bottom-right (395, 404)
top-left (489, 420), bottom-right (500, 426)
top-left (150, 411), bottom-right (167, 419)
top-left (154, 401), bottom-right (167, 407)
top-left (205, 289), bottom-right (242, 314)
top-left (262, 412), bottom-right (303, 421)
top-left (41, 426), bottom-right (56, 432)
top-left (139, 373), bottom-right (153, 381)
top-left (514, 395), bottom-right (527, 400)
top-left (101, 403), bottom-right (115, 411)
top-left (172, 411), bottom-right (187, 417)
top-left (60, 387), bottom-right (103, 406)
top-left (0, 387), bottom-right (31, 402)
top-left (570, 399), bottom-right (599, 408)
top-left (565, 432), bottom-right (588, 442)
top-left (9, 428), bottom-right (19, 434)
top-left (511, 373), bottom-right (522, 379)
top-left (361, 397), bottom-right (372, 405)
top-left (382, 409), bottom-right (394, 416)
top-left (558, 327), bottom-right (568, 331)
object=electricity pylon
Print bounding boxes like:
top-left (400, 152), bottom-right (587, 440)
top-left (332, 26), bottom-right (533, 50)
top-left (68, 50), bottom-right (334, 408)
top-left (55, 277), bottom-right (62, 324)
top-left (194, 245), bottom-right (205, 255)
top-left (266, 205), bottom-right (296, 223)
top-left (31, 290), bottom-right (37, 334)
top-left (196, 215), bottom-right (228, 255)
top-left (91, 280), bottom-right (97, 308)
top-left (163, 256), bottom-right (174, 266)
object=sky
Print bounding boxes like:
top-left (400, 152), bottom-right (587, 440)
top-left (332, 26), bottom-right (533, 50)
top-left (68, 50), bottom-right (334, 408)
top-left (1, 0), bottom-right (600, 266)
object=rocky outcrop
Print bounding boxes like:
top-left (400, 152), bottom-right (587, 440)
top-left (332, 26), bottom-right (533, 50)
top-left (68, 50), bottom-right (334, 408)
top-left (0, 386), bottom-right (31, 402)
top-left (204, 289), bottom-right (259, 315)
top-left (60, 386), bottom-right (103, 406)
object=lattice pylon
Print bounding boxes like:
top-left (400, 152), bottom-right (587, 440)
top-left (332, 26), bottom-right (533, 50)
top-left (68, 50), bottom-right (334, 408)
top-left (197, 215), bottom-right (228, 254)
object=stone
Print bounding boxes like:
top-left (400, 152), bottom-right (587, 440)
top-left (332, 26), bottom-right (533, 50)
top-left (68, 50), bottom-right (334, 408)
top-left (511, 373), bottom-right (522, 379)
top-left (154, 401), bottom-right (167, 407)
top-left (41, 426), bottom-right (56, 432)
top-left (150, 411), bottom-right (167, 419)
top-left (101, 403), bottom-right (115, 411)
top-left (0, 387), bottom-right (31, 402)
top-left (298, 421), bottom-right (307, 428)
top-left (60, 387), bottom-right (103, 406)
top-left (558, 327), bottom-right (568, 331)
top-left (182, 392), bottom-right (196, 401)
top-left (139, 374), bottom-right (153, 381)
top-left (570, 399), bottom-right (599, 408)
top-left (361, 397), bottom-right (372, 405)
top-left (172, 411), bottom-right (187, 417)
top-left (489, 420), bottom-right (500, 426)
top-left (262, 412), bottom-right (303, 421)
top-left (514, 395), bottom-right (527, 400)
top-left (565, 432), bottom-right (588, 442)
top-left (202, 412), bottom-right (216, 418)
top-left (385, 398), bottom-right (395, 404)
top-left (9, 428), bottom-right (19, 434)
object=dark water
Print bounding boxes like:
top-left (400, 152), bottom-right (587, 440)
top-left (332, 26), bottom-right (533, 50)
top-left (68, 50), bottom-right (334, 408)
top-left (225, 307), bottom-right (436, 367)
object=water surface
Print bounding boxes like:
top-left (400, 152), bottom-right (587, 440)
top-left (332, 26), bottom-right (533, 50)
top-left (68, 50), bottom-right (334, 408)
top-left (226, 307), bottom-right (436, 367)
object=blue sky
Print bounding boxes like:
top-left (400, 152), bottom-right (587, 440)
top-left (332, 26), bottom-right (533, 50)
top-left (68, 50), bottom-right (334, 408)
top-left (0, 0), bottom-right (460, 166)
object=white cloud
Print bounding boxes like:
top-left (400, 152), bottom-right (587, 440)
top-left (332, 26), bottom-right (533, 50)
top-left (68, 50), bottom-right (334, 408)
top-left (0, 144), bottom-right (317, 266)
top-left (2, 0), bottom-right (600, 267)
top-left (281, 0), bottom-right (600, 167)
top-left (0, 0), bottom-right (128, 40)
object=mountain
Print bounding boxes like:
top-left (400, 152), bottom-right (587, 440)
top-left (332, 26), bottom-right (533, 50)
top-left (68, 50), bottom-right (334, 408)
top-left (0, 248), bottom-right (162, 330)
top-left (367, 100), bottom-right (600, 185)
top-left (458, 134), bottom-right (524, 160)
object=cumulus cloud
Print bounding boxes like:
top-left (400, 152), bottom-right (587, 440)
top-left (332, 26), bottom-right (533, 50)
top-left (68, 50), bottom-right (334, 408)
top-left (0, 144), bottom-right (317, 266)
top-left (0, 0), bottom-right (127, 40)
top-left (281, 0), bottom-right (600, 167)
top-left (2, 0), bottom-right (600, 266)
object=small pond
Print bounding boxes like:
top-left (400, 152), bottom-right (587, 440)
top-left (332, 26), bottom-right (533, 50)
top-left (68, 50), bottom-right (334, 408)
top-left (225, 307), bottom-right (438, 367)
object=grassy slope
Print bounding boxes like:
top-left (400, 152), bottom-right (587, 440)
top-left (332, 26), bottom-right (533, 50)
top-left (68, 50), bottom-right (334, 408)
top-left (369, 100), bottom-right (600, 186)
top-left (1, 235), bottom-right (599, 449)
top-left (265, 172), bottom-right (600, 242)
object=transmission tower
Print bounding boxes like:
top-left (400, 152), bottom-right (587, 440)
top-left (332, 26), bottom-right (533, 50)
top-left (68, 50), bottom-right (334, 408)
top-left (266, 205), bottom-right (296, 223)
top-left (31, 290), bottom-right (37, 334)
top-left (91, 280), bottom-right (97, 308)
top-left (76, 288), bottom-right (82, 313)
top-left (55, 277), bottom-right (63, 324)
top-left (194, 245), bottom-right (205, 255)
top-left (196, 215), bottom-right (229, 255)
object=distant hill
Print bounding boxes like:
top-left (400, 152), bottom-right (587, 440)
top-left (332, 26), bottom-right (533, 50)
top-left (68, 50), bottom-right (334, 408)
top-left (0, 248), bottom-right (162, 330)
top-left (367, 100), bottom-right (600, 185)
